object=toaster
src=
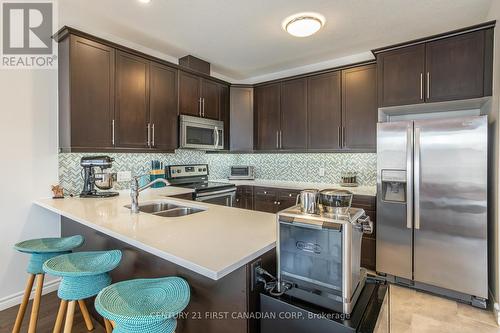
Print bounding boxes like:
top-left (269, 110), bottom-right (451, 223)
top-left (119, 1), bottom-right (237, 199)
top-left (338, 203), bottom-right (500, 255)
top-left (229, 166), bottom-right (255, 180)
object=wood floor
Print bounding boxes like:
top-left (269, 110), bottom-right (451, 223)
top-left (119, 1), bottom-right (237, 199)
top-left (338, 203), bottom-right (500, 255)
top-left (0, 291), bottom-right (105, 333)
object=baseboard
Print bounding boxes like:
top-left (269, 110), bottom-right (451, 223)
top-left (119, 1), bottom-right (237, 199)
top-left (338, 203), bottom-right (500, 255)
top-left (0, 278), bottom-right (60, 311)
top-left (489, 288), bottom-right (500, 325)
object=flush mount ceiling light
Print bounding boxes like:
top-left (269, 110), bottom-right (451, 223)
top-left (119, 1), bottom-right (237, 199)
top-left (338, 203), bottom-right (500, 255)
top-left (282, 13), bottom-right (325, 37)
top-left (138, 0), bottom-right (151, 3)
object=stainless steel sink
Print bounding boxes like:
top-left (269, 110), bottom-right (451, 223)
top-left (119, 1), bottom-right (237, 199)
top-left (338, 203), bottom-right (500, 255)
top-left (125, 201), bottom-right (204, 217)
top-left (154, 207), bottom-right (204, 217)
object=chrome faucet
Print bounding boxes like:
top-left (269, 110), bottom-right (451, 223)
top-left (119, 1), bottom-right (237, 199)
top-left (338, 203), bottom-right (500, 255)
top-left (130, 176), bottom-right (171, 214)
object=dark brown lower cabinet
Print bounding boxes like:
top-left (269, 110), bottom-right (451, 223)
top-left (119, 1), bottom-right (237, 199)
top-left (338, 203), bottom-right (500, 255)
top-left (235, 186), bottom-right (254, 210)
top-left (351, 195), bottom-right (377, 271)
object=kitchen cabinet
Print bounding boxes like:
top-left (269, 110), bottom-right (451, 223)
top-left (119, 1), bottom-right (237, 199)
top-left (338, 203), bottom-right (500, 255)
top-left (342, 64), bottom-right (377, 151)
top-left (179, 70), bottom-right (225, 120)
top-left (149, 63), bottom-right (178, 151)
top-left (307, 71), bottom-right (342, 150)
top-left (59, 35), bottom-right (116, 151)
top-left (220, 85), bottom-right (230, 149)
top-left (377, 28), bottom-right (493, 107)
top-left (230, 87), bottom-right (253, 151)
top-left (253, 187), bottom-right (300, 213)
top-left (254, 83), bottom-right (281, 150)
top-left (115, 51), bottom-right (150, 148)
top-left (235, 186), bottom-right (254, 210)
top-left (280, 78), bottom-right (308, 149)
top-left (352, 195), bottom-right (377, 271)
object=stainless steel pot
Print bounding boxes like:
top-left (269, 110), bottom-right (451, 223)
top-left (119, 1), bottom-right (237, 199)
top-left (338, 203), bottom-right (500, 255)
top-left (318, 189), bottom-right (353, 215)
top-left (296, 189), bottom-right (319, 214)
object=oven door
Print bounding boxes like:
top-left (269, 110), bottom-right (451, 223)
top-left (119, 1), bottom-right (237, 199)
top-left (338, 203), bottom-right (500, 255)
top-left (180, 116), bottom-right (224, 150)
top-left (195, 188), bottom-right (236, 206)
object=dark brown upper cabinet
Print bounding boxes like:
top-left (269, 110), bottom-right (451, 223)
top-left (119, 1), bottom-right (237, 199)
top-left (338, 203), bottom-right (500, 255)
top-left (149, 63), bottom-right (178, 151)
top-left (115, 51), bottom-right (150, 149)
top-left (59, 35), bottom-right (116, 151)
top-left (179, 71), bottom-right (201, 117)
top-left (377, 28), bottom-right (493, 107)
top-left (342, 64), bottom-right (377, 151)
top-left (179, 71), bottom-right (224, 120)
top-left (254, 83), bottom-right (281, 150)
top-left (307, 72), bottom-right (342, 150)
top-left (377, 44), bottom-right (425, 107)
top-left (425, 30), bottom-right (488, 102)
top-left (281, 78), bottom-right (308, 150)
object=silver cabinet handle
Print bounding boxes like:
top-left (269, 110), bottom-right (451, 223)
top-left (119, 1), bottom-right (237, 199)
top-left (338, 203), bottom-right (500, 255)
top-left (414, 127), bottom-right (421, 230)
top-left (406, 127), bottom-right (413, 229)
top-left (112, 119), bottom-right (115, 146)
top-left (202, 98), bottom-right (205, 117)
top-left (338, 126), bottom-right (341, 147)
top-left (426, 72), bottom-right (430, 99)
top-left (342, 126), bottom-right (346, 147)
top-left (420, 73), bottom-right (423, 100)
top-left (147, 123), bottom-right (151, 147)
top-left (279, 130), bottom-right (283, 149)
top-left (198, 98), bottom-right (202, 117)
top-left (151, 123), bottom-right (155, 147)
top-left (276, 131), bottom-right (279, 149)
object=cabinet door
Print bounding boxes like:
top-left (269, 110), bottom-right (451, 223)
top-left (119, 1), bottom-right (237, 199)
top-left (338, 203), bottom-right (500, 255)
top-left (254, 83), bottom-right (281, 150)
top-left (307, 72), bottom-right (342, 150)
top-left (425, 30), bottom-right (486, 102)
top-left (342, 64), bottom-right (377, 151)
top-left (377, 44), bottom-right (425, 107)
top-left (115, 51), bottom-right (150, 148)
top-left (254, 187), bottom-right (278, 213)
top-left (235, 186), bottom-right (254, 210)
top-left (149, 62), bottom-right (178, 151)
top-left (179, 71), bottom-right (201, 117)
top-left (201, 79), bottom-right (220, 120)
top-left (281, 78), bottom-right (307, 150)
top-left (277, 189), bottom-right (301, 210)
top-left (69, 36), bottom-right (115, 149)
top-left (219, 84), bottom-right (230, 149)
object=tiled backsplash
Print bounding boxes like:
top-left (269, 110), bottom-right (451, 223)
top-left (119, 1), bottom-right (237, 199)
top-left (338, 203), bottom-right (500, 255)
top-left (59, 150), bottom-right (376, 195)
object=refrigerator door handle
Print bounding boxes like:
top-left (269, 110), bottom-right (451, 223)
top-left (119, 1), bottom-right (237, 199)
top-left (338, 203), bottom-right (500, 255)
top-left (406, 127), bottom-right (413, 229)
top-left (414, 127), bottom-right (421, 230)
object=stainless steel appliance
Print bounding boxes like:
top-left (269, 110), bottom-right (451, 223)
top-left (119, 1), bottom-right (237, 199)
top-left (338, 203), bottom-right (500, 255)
top-left (296, 189), bottom-right (319, 214)
top-left (80, 156), bottom-right (119, 198)
top-left (229, 166), bottom-right (255, 180)
top-left (179, 115), bottom-right (224, 150)
top-left (166, 164), bottom-right (236, 206)
top-left (376, 115), bottom-right (488, 307)
top-left (277, 206), bottom-right (373, 313)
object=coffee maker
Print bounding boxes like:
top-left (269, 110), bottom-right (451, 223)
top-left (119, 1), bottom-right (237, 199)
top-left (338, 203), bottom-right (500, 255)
top-left (80, 156), bottom-right (119, 198)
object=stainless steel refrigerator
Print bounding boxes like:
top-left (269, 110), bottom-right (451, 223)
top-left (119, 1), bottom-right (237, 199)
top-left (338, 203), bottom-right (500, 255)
top-left (376, 115), bottom-right (488, 307)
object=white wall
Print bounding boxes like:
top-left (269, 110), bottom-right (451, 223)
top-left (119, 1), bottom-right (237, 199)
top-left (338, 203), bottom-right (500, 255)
top-left (487, 0), bottom-right (500, 321)
top-left (0, 69), bottom-right (60, 310)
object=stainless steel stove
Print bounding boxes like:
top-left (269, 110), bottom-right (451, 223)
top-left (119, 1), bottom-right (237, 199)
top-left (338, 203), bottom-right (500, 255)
top-left (165, 164), bottom-right (236, 206)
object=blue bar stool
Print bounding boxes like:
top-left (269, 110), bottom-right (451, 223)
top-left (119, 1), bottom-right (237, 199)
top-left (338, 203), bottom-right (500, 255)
top-left (95, 277), bottom-right (191, 333)
top-left (43, 250), bottom-right (122, 333)
top-left (12, 235), bottom-right (84, 333)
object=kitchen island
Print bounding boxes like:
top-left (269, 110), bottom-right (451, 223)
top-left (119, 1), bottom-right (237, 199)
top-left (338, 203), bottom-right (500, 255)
top-left (34, 187), bottom-right (277, 333)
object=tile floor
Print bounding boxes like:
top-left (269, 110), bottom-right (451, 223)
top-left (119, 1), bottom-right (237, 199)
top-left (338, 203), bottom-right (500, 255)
top-left (388, 284), bottom-right (500, 333)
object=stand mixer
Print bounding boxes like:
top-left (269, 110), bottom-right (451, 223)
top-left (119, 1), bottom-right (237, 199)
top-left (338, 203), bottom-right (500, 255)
top-left (80, 156), bottom-right (119, 198)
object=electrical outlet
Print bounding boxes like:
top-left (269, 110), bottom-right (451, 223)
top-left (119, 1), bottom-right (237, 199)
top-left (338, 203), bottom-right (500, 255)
top-left (250, 259), bottom-right (262, 291)
top-left (117, 171), bottom-right (132, 182)
top-left (318, 168), bottom-right (326, 177)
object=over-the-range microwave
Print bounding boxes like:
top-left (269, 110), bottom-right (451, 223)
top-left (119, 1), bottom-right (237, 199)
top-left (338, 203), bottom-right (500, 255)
top-left (179, 115), bottom-right (224, 150)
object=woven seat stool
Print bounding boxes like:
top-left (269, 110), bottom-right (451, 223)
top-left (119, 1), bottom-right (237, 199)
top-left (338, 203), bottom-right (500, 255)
top-left (43, 250), bottom-right (122, 333)
top-left (12, 235), bottom-right (84, 333)
top-left (95, 277), bottom-right (190, 333)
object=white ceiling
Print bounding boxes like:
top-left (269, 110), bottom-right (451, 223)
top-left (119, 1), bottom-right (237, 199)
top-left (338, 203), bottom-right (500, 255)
top-left (58, 0), bottom-right (493, 83)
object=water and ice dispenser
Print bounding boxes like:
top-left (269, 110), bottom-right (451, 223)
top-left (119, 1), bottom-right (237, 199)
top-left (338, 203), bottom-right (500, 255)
top-left (381, 170), bottom-right (407, 203)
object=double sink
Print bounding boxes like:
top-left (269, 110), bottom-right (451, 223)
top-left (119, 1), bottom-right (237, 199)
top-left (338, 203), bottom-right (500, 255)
top-left (125, 201), bottom-right (205, 217)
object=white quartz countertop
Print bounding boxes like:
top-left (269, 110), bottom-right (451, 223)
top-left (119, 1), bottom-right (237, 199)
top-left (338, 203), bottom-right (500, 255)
top-left (33, 186), bottom-right (276, 280)
top-left (214, 179), bottom-right (377, 196)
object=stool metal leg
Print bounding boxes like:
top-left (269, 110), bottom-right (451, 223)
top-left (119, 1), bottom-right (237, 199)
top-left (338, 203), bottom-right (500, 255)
top-left (63, 301), bottom-right (76, 333)
top-left (78, 300), bottom-right (94, 331)
top-left (27, 273), bottom-right (45, 333)
top-left (53, 299), bottom-right (68, 333)
top-left (12, 274), bottom-right (35, 333)
top-left (104, 318), bottom-right (113, 333)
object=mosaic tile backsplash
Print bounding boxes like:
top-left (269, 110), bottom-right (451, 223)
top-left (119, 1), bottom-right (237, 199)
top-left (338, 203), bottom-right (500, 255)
top-left (59, 150), bottom-right (377, 195)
